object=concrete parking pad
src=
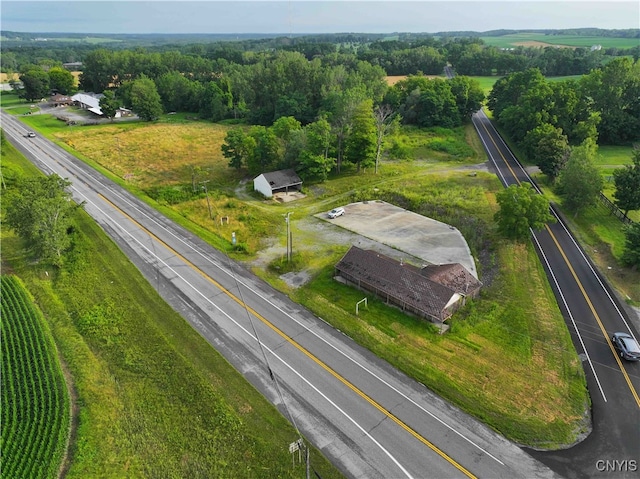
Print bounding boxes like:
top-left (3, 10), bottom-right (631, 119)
top-left (318, 200), bottom-right (478, 278)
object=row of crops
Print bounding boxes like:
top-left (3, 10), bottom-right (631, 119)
top-left (1, 275), bottom-right (70, 479)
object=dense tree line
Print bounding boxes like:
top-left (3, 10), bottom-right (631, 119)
top-left (17, 65), bottom-right (76, 100)
top-left (4, 28), bottom-right (638, 80)
top-left (489, 59), bottom-right (640, 152)
top-left (385, 75), bottom-right (484, 128)
top-left (489, 60), bottom-right (640, 236)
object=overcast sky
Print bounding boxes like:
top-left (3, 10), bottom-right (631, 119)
top-left (2, 1), bottom-right (639, 34)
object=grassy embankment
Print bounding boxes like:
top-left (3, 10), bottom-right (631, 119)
top-left (7, 98), bottom-right (594, 447)
top-left (0, 136), bottom-right (343, 478)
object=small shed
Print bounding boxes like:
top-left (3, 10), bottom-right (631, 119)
top-left (253, 169), bottom-right (302, 198)
top-left (115, 107), bottom-right (132, 118)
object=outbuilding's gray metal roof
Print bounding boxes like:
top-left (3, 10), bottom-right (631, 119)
top-left (260, 169), bottom-right (302, 189)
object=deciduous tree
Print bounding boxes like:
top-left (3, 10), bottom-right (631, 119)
top-left (373, 104), bottom-right (398, 174)
top-left (556, 139), bottom-right (604, 216)
top-left (99, 90), bottom-right (120, 121)
top-left (246, 126), bottom-right (279, 175)
top-left (522, 123), bottom-right (570, 181)
top-left (613, 146), bottom-right (640, 219)
top-left (494, 182), bottom-right (555, 241)
top-left (344, 99), bottom-right (376, 172)
top-left (129, 74), bottom-right (163, 121)
top-left (621, 222), bottom-right (640, 268)
top-left (222, 128), bottom-right (255, 170)
top-left (48, 66), bottom-right (75, 94)
top-left (4, 174), bottom-right (81, 266)
top-left (19, 67), bottom-right (50, 101)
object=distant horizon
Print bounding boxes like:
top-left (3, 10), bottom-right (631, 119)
top-left (2, 2), bottom-right (639, 35)
top-left (3, 27), bottom-right (638, 36)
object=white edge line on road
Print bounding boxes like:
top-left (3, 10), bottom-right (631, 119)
top-left (475, 110), bottom-right (637, 341)
top-left (69, 187), bottom-right (416, 479)
top-left (530, 231), bottom-right (607, 402)
top-left (473, 111), bottom-right (608, 402)
top-left (7, 110), bottom-right (499, 467)
top-left (86, 147), bottom-right (505, 465)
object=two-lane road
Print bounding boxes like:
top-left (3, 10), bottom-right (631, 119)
top-left (473, 109), bottom-right (640, 479)
top-left (2, 110), bottom-right (561, 478)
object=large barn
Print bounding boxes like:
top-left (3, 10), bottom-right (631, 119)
top-left (335, 246), bottom-right (481, 325)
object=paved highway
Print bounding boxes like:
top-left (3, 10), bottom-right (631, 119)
top-left (2, 111), bottom-right (563, 478)
top-left (472, 109), bottom-right (640, 479)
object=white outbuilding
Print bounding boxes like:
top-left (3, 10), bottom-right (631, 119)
top-left (253, 169), bottom-right (302, 198)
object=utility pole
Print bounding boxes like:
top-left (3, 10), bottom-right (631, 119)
top-left (200, 180), bottom-right (212, 219)
top-left (285, 212), bottom-right (292, 262)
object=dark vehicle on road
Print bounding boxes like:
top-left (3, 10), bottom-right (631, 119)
top-left (611, 332), bottom-right (640, 361)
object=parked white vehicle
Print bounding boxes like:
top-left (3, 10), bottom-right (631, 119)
top-left (328, 207), bottom-right (345, 219)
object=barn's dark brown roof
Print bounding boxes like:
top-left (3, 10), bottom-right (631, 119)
top-left (420, 263), bottom-right (482, 296)
top-left (335, 246), bottom-right (460, 321)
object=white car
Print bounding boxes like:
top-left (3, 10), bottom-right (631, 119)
top-left (25, 131), bottom-right (36, 138)
top-left (328, 207), bottom-right (345, 219)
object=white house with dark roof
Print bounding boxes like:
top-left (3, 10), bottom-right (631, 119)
top-left (253, 169), bottom-right (302, 198)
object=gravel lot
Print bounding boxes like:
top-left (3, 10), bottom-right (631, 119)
top-left (251, 200), bottom-right (477, 288)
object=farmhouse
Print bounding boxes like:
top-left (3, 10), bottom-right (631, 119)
top-left (253, 169), bottom-right (302, 198)
top-left (49, 94), bottom-right (74, 107)
top-left (335, 246), bottom-right (481, 325)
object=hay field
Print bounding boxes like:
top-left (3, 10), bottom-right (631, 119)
top-left (1, 71), bottom-right (81, 84)
top-left (53, 122), bottom-right (234, 188)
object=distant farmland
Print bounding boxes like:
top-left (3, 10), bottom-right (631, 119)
top-left (480, 33), bottom-right (640, 49)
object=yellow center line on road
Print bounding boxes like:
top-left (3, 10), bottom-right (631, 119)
top-left (544, 226), bottom-right (640, 408)
top-left (101, 194), bottom-right (477, 479)
top-left (477, 116), bottom-right (640, 409)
